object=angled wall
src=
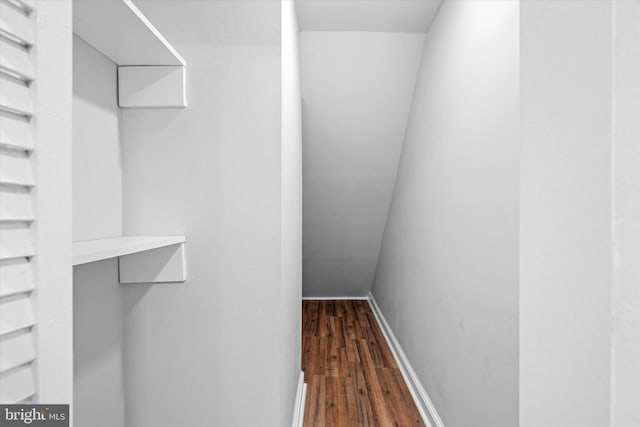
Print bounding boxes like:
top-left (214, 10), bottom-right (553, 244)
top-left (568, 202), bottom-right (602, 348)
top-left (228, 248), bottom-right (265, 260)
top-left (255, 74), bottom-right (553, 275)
top-left (301, 31), bottom-right (424, 297)
top-left (372, 1), bottom-right (519, 426)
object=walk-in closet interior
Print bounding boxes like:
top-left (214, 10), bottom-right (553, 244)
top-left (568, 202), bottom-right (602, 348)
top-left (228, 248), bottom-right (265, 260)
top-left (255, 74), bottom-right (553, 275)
top-left (0, 0), bottom-right (639, 426)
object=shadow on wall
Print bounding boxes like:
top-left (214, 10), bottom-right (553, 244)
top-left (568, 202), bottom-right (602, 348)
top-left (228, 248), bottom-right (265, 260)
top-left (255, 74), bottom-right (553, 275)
top-left (73, 257), bottom-right (154, 427)
top-left (73, 259), bottom-right (126, 427)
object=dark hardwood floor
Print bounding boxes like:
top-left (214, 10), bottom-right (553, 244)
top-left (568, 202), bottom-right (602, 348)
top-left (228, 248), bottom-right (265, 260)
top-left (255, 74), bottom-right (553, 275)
top-left (302, 300), bottom-right (425, 427)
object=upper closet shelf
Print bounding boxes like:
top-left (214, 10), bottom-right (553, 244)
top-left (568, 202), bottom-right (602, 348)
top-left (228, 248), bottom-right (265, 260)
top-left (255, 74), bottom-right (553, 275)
top-left (73, 0), bottom-right (184, 67)
top-left (73, 0), bottom-right (187, 108)
top-left (72, 235), bottom-right (185, 266)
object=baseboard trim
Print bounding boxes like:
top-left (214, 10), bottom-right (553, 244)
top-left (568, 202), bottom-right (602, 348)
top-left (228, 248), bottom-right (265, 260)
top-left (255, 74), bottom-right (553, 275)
top-left (367, 292), bottom-right (445, 427)
top-left (301, 296), bottom-right (369, 300)
top-left (291, 371), bottom-right (307, 427)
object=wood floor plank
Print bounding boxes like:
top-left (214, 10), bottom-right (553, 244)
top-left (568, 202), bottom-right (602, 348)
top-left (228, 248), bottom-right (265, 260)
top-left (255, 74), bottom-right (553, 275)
top-left (326, 344), bottom-right (340, 378)
top-left (326, 376), bottom-right (349, 426)
top-left (304, 301), bottom-right (320, 337)
top-left (344, 336), bottom-right (361, 363)
top-left (304, 375), bottom-right (326, 427)
top-left (306, 336), bottom-right (327, 376)
top-left (385, 368), bottom-right (425, 426)
top-left (330, 316), bottom-right (347, 348)
top-left (302, 336), bottom-right (310, 375)
top-left (343, 314), bottom-right (357, 341)
top-left (318, 301), bottom-right (329, 338)
top-left (338, 348), bottom-right (349, 378)
top-left (366, 337), bottom-right (387, 369)
top-left (325, 300), bottom-right (336, 316)
top-left (350, 362), bottom-right (375, 426)
top-left (335, 300), bottom-right (348, 319)
top-left (356, 339), bottom-right (394, 426)
top-left (376, 368), bottom-right (423, 426)
top-left (342, 368), bottom-right (359, 425)
top-left (302, 300), bottom-right (425, 427)
top-left (364, 312), bottom-right (397, 368)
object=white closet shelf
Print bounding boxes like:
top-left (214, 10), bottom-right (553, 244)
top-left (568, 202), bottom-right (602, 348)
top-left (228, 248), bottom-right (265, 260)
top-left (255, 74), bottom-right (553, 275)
top-left (72, 235), bottom-right (185, 266)
top-left (73, 0), bottom-right (184, 67)
top-left (73, 0), bottom-right (187, 108)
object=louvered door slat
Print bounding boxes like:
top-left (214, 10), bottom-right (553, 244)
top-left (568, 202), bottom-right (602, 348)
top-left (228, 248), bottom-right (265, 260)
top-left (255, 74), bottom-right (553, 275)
top-left (0, 259), bottom-right (34, 297)
top-left (0, 1), bottom-right (33, 45)
top-left (16, 0), bottom-right (34, 11)
top-left (0, 111), bottom-right (33, 150)
top-left (0, 187), bottom-right (33, 221)
top-left (0, 74), bottom-right (33, 116)
top-left (0, 295), bottom-right (34, 335)
top-left (0, 38), bottom-right (33, 80)
top-left (0, 149), bottom-right (34, 186)
top-left (0, 225), bottom-right (34, 260)
top-left (0, 365), bottom-right (35, 402)
top-left (0, 330), bottom-right (35, 372)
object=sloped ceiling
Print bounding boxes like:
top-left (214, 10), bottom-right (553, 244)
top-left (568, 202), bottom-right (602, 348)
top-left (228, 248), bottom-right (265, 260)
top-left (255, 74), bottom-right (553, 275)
top-left (296, 0), bottom-right (442, 33)
top-left (301, 31), bottom-right (427, 296)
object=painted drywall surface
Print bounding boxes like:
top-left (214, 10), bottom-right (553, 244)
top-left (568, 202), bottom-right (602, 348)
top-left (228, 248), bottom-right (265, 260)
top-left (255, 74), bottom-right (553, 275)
top-left (281, 0), bottom-right (303, 424)
top-left (301, 31), bottom-right (424, 297)
top-left (372, 1), bottom-right (519, 426)
top-left (71, 36), bottom-right (124, 427)
top-left (612, 1), bottom-right (640, 424)
top-left (120, 2), bottom-right (288, 426)
top-left (73, 259), bottom-right (124, 427)
top-left (72, 36), bottom-right (122, 242)
top-left (296, 0), bottom-right (442, 33)
top-left (519, 2), bottom-right (612, 426)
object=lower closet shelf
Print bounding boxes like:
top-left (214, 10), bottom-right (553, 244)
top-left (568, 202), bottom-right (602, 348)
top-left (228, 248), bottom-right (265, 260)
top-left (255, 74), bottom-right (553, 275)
top-left (72, 235), bottom-right (185, 265)
top-left (72, 236), bottom-right (186, 284)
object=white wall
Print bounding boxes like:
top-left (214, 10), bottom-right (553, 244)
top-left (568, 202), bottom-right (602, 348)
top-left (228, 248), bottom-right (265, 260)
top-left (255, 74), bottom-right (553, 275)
top-left (301, 31), bottom-right (424, 297)
top-left (281, 0), bottom-right (302, 423)
top-left (519, 2), bottom-right (612, 426)
top-left (296, 0), bottom-right (441, 33)
top-left (71, 36), bottom-right (124, 427)
top-left (372, 1), bottom-right (519, 426)
top-left (611, 0), bottom-right (640, 425)
top-left (119, 1), bottom-right (295, 426)
top-left (73, 260), bottom-right (124, 427)
top-left (72, 37), bottom-right (122, 242)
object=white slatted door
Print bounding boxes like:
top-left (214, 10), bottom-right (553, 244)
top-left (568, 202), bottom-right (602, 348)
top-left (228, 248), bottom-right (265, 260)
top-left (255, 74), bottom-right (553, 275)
top-left (0, 0), bottom-right (37, 404)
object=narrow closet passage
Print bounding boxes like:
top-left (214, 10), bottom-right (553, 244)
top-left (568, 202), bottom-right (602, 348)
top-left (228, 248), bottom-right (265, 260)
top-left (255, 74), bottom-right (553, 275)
top-left (302, 300), bottom-right (424, 426)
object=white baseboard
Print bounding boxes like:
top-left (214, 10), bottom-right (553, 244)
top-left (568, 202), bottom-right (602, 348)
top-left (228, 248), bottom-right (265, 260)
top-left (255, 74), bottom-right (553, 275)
top-left (302, 296), bottom-right (368, 300)
top-left (367, 292), bottom-right (445, 427)
top-left (291, 371), bottom-right (307, 427)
